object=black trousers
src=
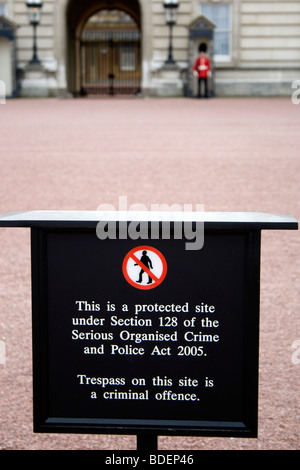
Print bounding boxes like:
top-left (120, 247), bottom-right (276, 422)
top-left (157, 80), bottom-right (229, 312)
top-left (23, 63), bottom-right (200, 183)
top-left (198, 77), bottom-right (208, 98)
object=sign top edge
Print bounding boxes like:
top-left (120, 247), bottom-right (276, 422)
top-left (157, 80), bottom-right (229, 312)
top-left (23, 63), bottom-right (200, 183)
top-left (0, 210), bottom-right (297, 229)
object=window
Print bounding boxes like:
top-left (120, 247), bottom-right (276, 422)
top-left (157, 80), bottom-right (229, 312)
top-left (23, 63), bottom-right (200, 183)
top-left (120, 45), bottom-right (136, 71)
top-left (0, 3), bottom-right (8, 17)
top-left (200, 3), bottom-right (232, 61)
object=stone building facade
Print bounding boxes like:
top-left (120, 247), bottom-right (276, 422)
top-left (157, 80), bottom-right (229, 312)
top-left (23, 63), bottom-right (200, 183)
top-left (0, 0), bottom-right (299, 98)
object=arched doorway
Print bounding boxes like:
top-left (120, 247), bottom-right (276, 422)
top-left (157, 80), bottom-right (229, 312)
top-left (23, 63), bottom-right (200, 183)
top-left (66, 0), bottom-right (141, 96)
top-left (81, 10), bottom-right (141, 96)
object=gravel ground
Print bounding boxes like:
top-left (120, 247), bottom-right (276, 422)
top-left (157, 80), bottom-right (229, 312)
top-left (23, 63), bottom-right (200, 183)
top-left (0, 96), bottom-right (299, 451)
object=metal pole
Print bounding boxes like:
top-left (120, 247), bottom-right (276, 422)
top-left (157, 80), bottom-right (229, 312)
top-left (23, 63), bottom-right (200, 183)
top-left (166, 22), bottom-right (175, 64)
top-left (30, 23), bottom-right (40, 64)
top-left (137, 434), bottom-right (157, 452)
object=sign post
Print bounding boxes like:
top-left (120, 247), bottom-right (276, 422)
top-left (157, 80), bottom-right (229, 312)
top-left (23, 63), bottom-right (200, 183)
top-left (0, 210), bottom-right (297, 450)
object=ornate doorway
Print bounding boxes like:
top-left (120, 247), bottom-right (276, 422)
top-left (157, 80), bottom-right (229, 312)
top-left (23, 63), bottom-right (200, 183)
top-left (66, 0), bottom-right (142, 97)
top-left (80, 9), bottom-right (141, 96)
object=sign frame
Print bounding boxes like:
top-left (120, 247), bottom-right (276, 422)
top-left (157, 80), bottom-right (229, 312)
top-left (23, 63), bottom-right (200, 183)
top-left (0, 211), bottom-right (298, 440)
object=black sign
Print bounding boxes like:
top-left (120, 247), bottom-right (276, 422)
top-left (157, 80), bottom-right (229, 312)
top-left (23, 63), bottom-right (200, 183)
top-left (0, 211), bottom-right (297, 439)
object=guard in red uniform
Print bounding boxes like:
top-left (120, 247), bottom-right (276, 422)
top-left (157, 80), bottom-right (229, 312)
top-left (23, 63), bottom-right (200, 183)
top-left (193, 43), bottom-right (211, 98)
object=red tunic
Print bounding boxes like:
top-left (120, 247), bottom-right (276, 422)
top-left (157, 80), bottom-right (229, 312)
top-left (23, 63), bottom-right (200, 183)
top-left (193, 56), bottom-right (211, 78)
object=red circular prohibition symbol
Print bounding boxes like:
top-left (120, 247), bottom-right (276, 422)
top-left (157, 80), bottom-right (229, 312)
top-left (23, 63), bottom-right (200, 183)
top-left (122, 246), bottom-right (167, 290)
